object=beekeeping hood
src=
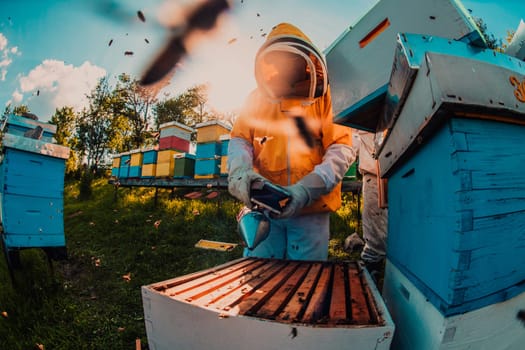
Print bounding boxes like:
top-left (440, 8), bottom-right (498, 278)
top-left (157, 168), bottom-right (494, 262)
top-left (254, 23), bottom-right (328, 101)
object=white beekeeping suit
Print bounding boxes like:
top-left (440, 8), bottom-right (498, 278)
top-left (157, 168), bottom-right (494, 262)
top-left (356, 130), bottom-right (388, 273)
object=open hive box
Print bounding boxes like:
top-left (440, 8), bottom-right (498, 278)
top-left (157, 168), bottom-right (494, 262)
top-left (142, 257), bottom-right (394, 350)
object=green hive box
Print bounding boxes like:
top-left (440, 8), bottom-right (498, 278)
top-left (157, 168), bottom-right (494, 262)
top-left (173, 153), bottom-right (195, 178)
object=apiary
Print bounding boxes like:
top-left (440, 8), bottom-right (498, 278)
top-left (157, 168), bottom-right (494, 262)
top-left (142, 258), bottom-right (394, 350)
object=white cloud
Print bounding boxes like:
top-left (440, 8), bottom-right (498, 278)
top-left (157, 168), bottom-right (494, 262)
top-left (14, 60), bottom-right (106, 121)
top-left (11, 90), bottom-right (22, 103)
top-left (0, 33), bottom-right (18, 82)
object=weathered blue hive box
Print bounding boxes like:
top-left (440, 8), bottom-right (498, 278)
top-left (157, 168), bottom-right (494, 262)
top-left (195, 141), bottom-right (221, 159)
top-left (2, 114), bottom-right (56, 142)
top-left (0, 132), bottom-right (69, 250)
top-left (142, 149), bottom-right (158, 164)
top-left (324, 0), bottom-right (484, 132)
top-left (376, 46), bottom-right (525, 315)
top-left (194, 157), bottom-right (220, 178)
top-left (382, 260), bottom-right (525, 350)
top-left (118, 153), bottom-right (131, 178)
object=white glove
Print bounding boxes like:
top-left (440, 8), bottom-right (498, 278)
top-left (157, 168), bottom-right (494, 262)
top-left (228, 168), bottom-right (265, 208)
top-left (277, 172), bottom-right (327, 219)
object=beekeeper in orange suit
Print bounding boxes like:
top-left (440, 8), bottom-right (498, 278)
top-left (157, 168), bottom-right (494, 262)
top-left (228, 23), bottom-right (356, 260)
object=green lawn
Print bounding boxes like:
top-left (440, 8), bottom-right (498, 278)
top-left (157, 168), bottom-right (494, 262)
top-left (0, 178), bottom-right (359, 349)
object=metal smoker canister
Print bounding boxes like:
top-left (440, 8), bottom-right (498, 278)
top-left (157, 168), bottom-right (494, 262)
top-left (237, 207), bottom-right (270, 250)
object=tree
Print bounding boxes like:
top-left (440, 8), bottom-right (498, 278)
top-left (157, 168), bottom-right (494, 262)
top-left (76, 77), bottom-right (117, 172)
top-left (50, 106), bottom-right (80, 177)
top-left (114, 73), bottom-right (157, 149)
top-left (153, 84), bottom-right (219, 129)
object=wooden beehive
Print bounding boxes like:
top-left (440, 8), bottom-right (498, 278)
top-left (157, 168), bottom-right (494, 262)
top-left (0, 133), bottom-right (69, 251)
top-left (142, 258), bottom-right (394, 350)
top-left (195, 121), bottom-right (231, 143)
top-left (376, 52), bottom-right (525, 316)
top-left (159, 121), bottom-right (194, 141)
top-left (173, 153), bottom-right (195, 178)
top-left (111, 156), bottom-right (120, 177)
top-left (141, 164), bottom-right (156, 178)
top-left (382, 260), bottom-right (525, 350)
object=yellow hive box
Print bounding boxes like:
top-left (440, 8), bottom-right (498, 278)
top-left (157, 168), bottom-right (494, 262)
top-left (156, 162), bottom-right (174, 177)
top-left (112, 157), bottom-right (120, 168)
top-left (157, 149), bottom-right (179, 164)
top-left (220, 156), bottom-right (228, 175)
top-left (141, 163), bottom-right (156, 177)
top-left (130, 151), bottom-right (143, 166)
top-left (196, 121), bottom-right (231, 143)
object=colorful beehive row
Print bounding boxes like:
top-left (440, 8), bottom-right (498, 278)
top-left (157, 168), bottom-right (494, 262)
top-left (111, 120), bottom-right (231, 180)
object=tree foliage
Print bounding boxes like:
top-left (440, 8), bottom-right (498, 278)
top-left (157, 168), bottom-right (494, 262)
top-left (153, 84), bottom-right (219, 128)
top-left (114, 73), bottom-right (157, 149)
top-left (50, 106), bottom-right (80, 177)
top-left (76, 77), bottom-right (117, 171)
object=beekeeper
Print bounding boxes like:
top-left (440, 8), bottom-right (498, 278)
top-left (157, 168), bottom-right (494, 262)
top-left (355, 130), bottom-right (388, 277)
top-left (228, 23), bottom-right (356, 261)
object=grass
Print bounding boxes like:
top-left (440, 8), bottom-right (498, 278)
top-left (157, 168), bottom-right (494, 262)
top-left (0, 178), bottom-right (360, 349)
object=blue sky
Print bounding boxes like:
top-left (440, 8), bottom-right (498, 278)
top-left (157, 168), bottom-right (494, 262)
top-left (0, 0), bottom-right (523, 121)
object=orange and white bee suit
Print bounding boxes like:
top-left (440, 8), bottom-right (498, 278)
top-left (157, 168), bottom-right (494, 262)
top-left (228, 23), bottom-right (356, 260)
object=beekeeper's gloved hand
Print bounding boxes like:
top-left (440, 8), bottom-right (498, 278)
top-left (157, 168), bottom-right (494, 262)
top-left (228, 168), bottom-right (266, 208)
top-left (227, 137), bottom-right (267, 208)
top-left (278, 172), bottom-right (328, 218)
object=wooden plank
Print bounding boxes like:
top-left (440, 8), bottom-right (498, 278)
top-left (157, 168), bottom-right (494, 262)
top-left (168, 259), bottom-right (269, 300)
top-left (158, 258), bottom-right (258, 294)
top-left (208, 260), bottom-right (287, 312)
top-left (275, 263), bottom-right (323, 322)
top-left (194, 239), bottom-right (237, 251)
top-left (302, 264), bottom-right (332, 323)
top-left (255, 263), bottom-right (311, 319)
top-left (329, 263), bottom-right (348, 323)
top-left (192, 260), bottom-right (282, 308)
top-left (178, 259), bottom-right (273, 304)
top-left (240, 261), bottom-right (300, 315)
top-left (349, 264), bottom-right (371, 324)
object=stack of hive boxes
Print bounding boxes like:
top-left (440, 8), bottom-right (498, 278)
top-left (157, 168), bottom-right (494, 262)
top-left (194, 121), bottom-right (231, 179)
top-left (325, 1), bottom-right (525, 348)
top-left (141, 146), bottom-right (158, 178)
top-left (219, 134), bottom-right (230, 177)
top-left (118, 152), bottom-right (131, 179)
top-left (128, 149), bottom-right (143, 178)
top-left (156, 121), bottom-right (194, 178)
top-left (111, 156), bottom-right (120, 177)
top-left (0, 114), bottom-right (70, 258)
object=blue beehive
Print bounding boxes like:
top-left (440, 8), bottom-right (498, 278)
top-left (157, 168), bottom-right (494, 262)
top-left (142, 149), bottom-right (158, 164)
top-left (0, 126), bottom-right (70, 261)
top-left (119, 153), bottom-right (131, 178)
top-left (194, 157), bottom-right (220, 178)
top-left (2, 114), bottom-right (56, 142)
top-left (195, 141), bottom-right (221, 159)
top-left (375, 44), bottom-right (525, 316)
